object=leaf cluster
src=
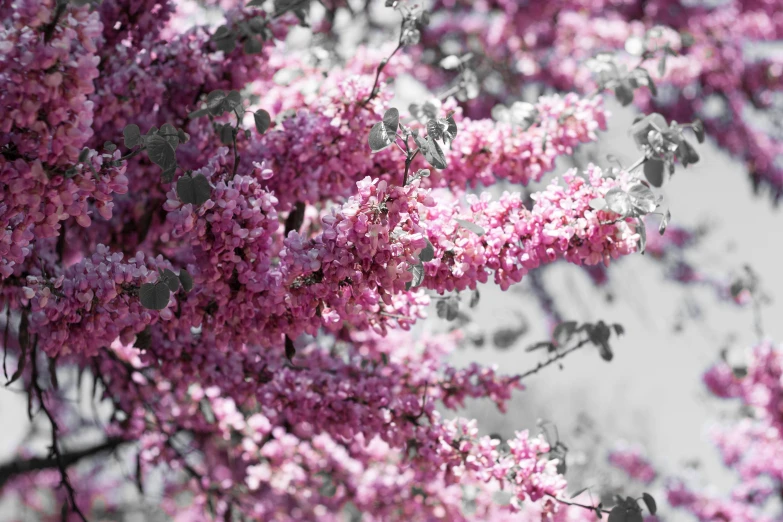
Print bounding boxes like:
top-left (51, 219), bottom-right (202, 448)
top-left (139, 269), bottom-right (194, 311)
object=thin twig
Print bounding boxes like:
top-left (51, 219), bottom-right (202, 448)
top-left (517, 338), bottom-right (591, 380)
top-left (546, 493), bottom-right (611, 514)
top-left (360, 17), bottom-right (406, 108)
top-left (30, 339), bottom-right (89, 522)
top-left (402, 148), bottom-right (420, 186)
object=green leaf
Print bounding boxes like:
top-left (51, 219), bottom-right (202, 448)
top-left (223, 91), bottom-right (242, 112)
top-left (123, 124), bottom-right (142, 149)
top-left (218, 124), bottom-right (235, 145)
top-left (604, 187), bottom-right (632, 217)
top-left (243, 36), bottom-right (263, 54)
top-left (103, 141), bottom-right (117, 152)
top-left (139, 282), bottom-right (171, 310)
top-left (637, 217), bottom-right (647, 254)
top-left (436, 296), bottom-right (459, 321)
top-left (383, 108), bottom-right (399, 135)
top-left (254, 110), bottom-right (272, 134)
top-left (643, 158), bottom-right (664, 187)
top-left (678, 139), bottom-right (699, 166)
top-left (444, 115), bottom-right (458, 143)
top-left (692, 119), bottom-right (705, 143)
top-left (146, 135), bottom-right (177, 173)
top-left (419, 238), bottom-right (435, 262)
top-left (369, 121), bottom-right (394, 152)
top-left (659, 209), bottom-right (670, 235)
top-left (554, 321), bottom-right (578, 346)
top-left (179, 270), bottom-right (194, 292)
top-left (188, 107), bottom-right (210, 119)
top-left (177, 174), bottom-right (211, 206)
top-left (405, 260), bottom-right (425, 291)
top-left (78, 147), bottom-right (90, 163)
top-left (206, 90), bottom-right (227, 116)
top-left (608, 506), bottom-right (626, 522)
top-left (215, 33), bottom-right (237, 53)
top-left (159, 123), bottom-right (180, 149)
top-left (418, 135), bottom-right (447, 170)
top-left (642, 493), bottom-right (657, 515)
top-left (454, 218), bottom-right (485, 237)
top-left (161, 268), bottom-right (180, 292)
top-left (627, 182), bottom-right (657, 214)
top-left (588, 321), bottom-right (613, 361)
top-left (161, 165), bottom-right (176, 184)
top-left (614, 80), bottom-right (634, 106)
top-left (630, 113), bottom-right (668, 148)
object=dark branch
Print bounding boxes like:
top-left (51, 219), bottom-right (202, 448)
top-left (0, 437), bottom-right (127, 489)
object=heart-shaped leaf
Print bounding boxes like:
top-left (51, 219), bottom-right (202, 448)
top-left (630, 113), bottom-right (668, 148)
top-left (254, 110), bottom-right (271, 134)
top-left (160, 268), bottom-right (180, 292)
top-left (436, 296), bottom-right (459, 321)
top-left (123, 124), bottom-right (142, 149)
top-left (223, 91), bottom-right (242, 112)
top-left (179, 270), bottom-right (194, 292)
top-left (383, 108), bottom-right (399, 135)
top-left (369, 121), bottom-right (394, 152)
top-left (627, 182), bottom-right (657, 214)
top-left (419, 238), bottom-right (435, 262)
top-left (244, 36), bottom-right (263, 54)
top-left (405, 260), bottom-right (425, 291)
top-left (139, 282), bottom-right (171, 310)
top-left (177, 174), bottom-right (211, 206)
top-left (604, 187), bottom-right (632, 217)
top-left (418, 135), bottom-right (447, 170)
top-left (159, 123), bottom-right (180, 149)
top-left (218, 124), bottom-right (235, 145)
top-left (643, 158), bottom-right (664, 187)
top-left (146, 135), bottom-right (177, 173)
top-left (206, 90), bottom-right (227, 116)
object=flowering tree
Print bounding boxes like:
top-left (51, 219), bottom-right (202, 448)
top-left (0, 0), bottom-right (779, 520)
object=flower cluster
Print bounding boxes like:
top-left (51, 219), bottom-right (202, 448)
top-left (423, 0), bottom-right (783, 200)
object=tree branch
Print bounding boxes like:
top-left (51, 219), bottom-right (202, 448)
top-left (0, 437), bottom-right (127, 489)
